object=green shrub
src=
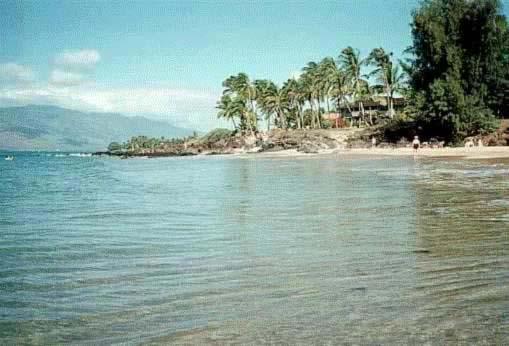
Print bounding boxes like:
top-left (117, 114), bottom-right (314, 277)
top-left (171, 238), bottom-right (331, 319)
top-left (321, 119), bottom-right (332, 129)
top-left (199, 128), bottom-right (234, 144)
top-left (107, 142), bottom-right (123, 152)
top-left (381, 117), bottom-right (417, 143)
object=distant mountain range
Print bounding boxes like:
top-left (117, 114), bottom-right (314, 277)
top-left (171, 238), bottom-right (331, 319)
top-left (0, 105), bottom-right (195, 151)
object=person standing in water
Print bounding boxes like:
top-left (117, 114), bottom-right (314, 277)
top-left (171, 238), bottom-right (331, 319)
top-left (412, 136), bottom-right (420, 153)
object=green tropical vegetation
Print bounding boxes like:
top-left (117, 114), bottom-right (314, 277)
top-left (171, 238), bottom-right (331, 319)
top-left (107, 133), bottom-right (199, 154)
top-left (215, 0), bottom-right (509, 144)
top-left (108, 0), bottom-right (509, 154)
top-left (404, 0), bottom-right (509, 142)
top-left (217, 46), bottom-right (389, 132)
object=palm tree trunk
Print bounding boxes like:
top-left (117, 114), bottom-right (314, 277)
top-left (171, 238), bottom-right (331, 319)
top-left (299, 104), bottom-right (304, 129)
top-left (316, 100), bottom-right (322, 129)
top-left (385, 82), bottom-right (390, 117)
top-left (313, 100), bottom-right (318, 129)
top-left (389, 94), bottom-right (394, 119)
top-left (294, 104), bottom-right (300, 129)
top-left (250, 99), bottom-right (257, 129)
top-left (341, 96), bottom-right (353, 127)
top-left (246, 112), bottom-right (253, 135)
top-left (344, 96), bottom-right (353, 114)
top-left (309, 99), bottom-right (314, 129)
top-left (359, 101), bottom-right (365, 126)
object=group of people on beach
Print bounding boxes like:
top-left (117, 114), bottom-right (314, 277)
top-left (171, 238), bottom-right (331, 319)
top-left (412, 136), bottom-right (484, 152)
top-left (371, 135), bottom-right (484, 154)
top-left (464, 138), bottom-right (484, 148)
top-left (370, 136), bottom-right (422, 152)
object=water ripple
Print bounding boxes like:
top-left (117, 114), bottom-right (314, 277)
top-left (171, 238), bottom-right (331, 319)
top-left (0, 153), bottom-right (508, 344)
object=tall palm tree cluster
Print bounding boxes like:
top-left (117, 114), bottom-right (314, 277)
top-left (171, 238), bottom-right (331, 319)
top-left (217, 46), bottom-right (406, 133)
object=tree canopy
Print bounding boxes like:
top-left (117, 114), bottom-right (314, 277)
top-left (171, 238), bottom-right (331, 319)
top-left (216, 46), bottom-right (405, 133)
top-left (215, 0), bottom-right (509, 143)
top-left (406, 0), bottom-right (509, 141)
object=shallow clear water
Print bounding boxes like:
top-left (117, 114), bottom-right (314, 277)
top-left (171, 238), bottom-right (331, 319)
top-left (1, 152), bottom-right (508, 344)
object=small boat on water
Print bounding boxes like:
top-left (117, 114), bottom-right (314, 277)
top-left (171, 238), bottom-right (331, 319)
top-left (4, 156), bottom-right (14, 161)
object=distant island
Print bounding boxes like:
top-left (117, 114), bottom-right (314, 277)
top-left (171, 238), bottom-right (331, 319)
top-left (0, 105), bottom-right (194, 151)
top-left (105, 0), bottom-right (509, 158)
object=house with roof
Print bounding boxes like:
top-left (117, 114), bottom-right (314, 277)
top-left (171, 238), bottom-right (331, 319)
top-left (323, 96), bottom-right (406, 127)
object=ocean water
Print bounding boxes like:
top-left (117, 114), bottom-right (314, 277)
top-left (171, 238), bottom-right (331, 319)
top-left (0, 152), bottom-right (508, 344)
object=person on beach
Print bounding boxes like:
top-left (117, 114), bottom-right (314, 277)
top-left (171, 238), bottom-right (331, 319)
top-left (465, 138), bottom-right (475, 148)
top-left (412, 136), bottom-right (420, 153)
top-left (371, 136), bottom-right (377, 148)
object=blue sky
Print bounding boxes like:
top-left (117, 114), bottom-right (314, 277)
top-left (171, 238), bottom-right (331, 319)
top-left (1, 0), bottom-right (508, 130)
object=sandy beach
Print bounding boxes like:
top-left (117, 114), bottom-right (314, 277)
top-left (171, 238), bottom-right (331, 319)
top-left (341, 146), bottom-right (509, 159)
top-left (244, 146), bottom-right (509, 160)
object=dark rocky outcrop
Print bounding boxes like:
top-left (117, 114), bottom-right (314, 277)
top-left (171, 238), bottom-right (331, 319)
top-left (99, 128), bottom-right (362, 158)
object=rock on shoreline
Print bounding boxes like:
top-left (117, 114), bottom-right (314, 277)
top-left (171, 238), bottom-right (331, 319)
top-left (97, 122), bottom-right (509, 159)
top-left (97, 129), bottom-right (363, 158)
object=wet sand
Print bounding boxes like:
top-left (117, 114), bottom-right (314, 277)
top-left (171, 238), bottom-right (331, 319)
top-left (343, 146), bottom-right (509, 159)
top-left (242, 146), bottom-right (509, 160)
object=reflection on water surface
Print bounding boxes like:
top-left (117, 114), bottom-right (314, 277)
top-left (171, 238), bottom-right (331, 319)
top-left (0, 154), bottom-right (507, 344)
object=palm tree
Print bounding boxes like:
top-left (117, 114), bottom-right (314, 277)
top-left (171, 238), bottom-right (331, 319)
top-left (255, 79), bottom-right (277, 130)
top-left (385, 65), bottom-right (406, 118)
top-left (329, 66), bottom-right (351, 116)
top-left (282, 78), bottom-right (305, 129)
top-left (216, 45), bottom-right (406, 131)
top-left (216, 94), bottom-right (238, 129)
top-left (263, 84), bottom-right (290, 129)
top-left (368, 48), bottom-right (392, 118)
top-left (339, 47), bottom-right (369, 125)
top-left (318, 57), bottom-right (337, 114)
top-left (368, 48), bottom-right (406, 118)
top-left (299, 74), bottom-right (315, 128)
top-left (222, 73), bottom-right (258, 133)
top-left (301, 61), bottom-right (323, 128)
top-left (318, 57), bottom-right (355, 121)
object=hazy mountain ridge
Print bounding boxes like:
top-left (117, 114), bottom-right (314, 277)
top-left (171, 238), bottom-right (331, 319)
top-left (0, 105), bottom-right (194, 151)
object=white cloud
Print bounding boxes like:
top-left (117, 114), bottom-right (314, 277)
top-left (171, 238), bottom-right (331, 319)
top-left (50, 49), bottom-right (100, 87)
top-left (0, 85), bottom-right (224, 130)
top-left (0, 63), bottom-right (35, 84)
top-left (49, 69), bottom-right (87, 86)
top-left (54, 49), bottom-right (101, 70)
top-left (0, 50), bottom-right (229, 131)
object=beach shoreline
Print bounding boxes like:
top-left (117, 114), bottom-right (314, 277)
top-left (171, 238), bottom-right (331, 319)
top-left (233, 146), bottom-right (509, 160)
top-left (97, 145), bottom-right (509, 161)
